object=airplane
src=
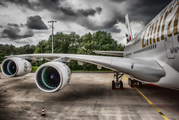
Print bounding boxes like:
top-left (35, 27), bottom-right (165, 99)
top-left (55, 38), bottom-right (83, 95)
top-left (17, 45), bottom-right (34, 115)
top-left (1, 0), bottom-right (179, 92)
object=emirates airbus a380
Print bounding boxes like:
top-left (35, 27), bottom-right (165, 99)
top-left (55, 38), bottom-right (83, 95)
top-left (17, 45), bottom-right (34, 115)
top-left (1, 0), bottom-right (179, 92)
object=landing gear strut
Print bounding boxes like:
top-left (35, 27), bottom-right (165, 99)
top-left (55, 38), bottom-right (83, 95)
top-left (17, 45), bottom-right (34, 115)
top-left (128, 78), bottom-right (142, 87)
top-left (112, 72), bottom-right (124, 90)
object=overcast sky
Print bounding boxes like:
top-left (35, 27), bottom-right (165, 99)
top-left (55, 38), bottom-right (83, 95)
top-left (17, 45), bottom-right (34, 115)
top-left (0, 0), bottom-right (172, 47)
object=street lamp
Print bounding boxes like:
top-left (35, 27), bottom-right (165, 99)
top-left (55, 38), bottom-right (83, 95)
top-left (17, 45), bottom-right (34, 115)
top-left (48, 20), bottom-right (57, 53)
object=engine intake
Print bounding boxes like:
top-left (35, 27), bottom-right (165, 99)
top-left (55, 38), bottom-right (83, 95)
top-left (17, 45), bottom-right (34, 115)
top-left (1, 57), bottom-right (32, 77)
top-left (35, 62), bottom-right (71, 92)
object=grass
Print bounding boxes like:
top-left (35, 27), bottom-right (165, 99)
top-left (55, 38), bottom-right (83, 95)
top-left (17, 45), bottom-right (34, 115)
top-left (0, 66), bottom-right (113, 73)
top-left (72, 70), bottom-right (113, 72)
top-left (31, 66), bottom-right (39, 72)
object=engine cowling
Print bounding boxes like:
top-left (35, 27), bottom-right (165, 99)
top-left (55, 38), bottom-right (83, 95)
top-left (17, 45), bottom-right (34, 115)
top-left (1, 57), bottom-right (32, 77)
top-left (35, 62), bottom-right (71, 92)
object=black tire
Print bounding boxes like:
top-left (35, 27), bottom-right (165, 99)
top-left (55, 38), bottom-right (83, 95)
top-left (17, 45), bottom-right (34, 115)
top-left (112, 81), bottom-right (115, 90)
top-left (128, 78), bottom-right (133, 87)
top-left (119, 81), bottom-right (123, 89)
top-left (137, 81), bottom-right (142, 87)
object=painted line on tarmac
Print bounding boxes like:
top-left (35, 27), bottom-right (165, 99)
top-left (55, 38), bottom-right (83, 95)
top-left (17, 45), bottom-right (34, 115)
top-left (123, 75), bottom-right (169, 120)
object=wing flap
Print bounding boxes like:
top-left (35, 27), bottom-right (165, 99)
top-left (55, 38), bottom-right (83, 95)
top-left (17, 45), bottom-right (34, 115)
top-left (93, 51), bottom-right (125, 56)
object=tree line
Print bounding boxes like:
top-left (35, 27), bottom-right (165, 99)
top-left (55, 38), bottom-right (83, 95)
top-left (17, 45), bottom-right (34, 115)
top-left (0, 31), bottom-right (124, 71)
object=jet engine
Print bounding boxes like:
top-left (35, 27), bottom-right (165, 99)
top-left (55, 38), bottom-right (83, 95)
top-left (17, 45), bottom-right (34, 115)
top-left (1, 57), bottom-right (32, 77)
top-left (35, 62), bottom-right (71, 92)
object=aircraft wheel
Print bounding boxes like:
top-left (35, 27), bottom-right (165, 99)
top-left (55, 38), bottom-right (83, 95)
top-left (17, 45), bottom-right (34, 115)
top-left (136, 81), bottom-right (142, 87)
top-left (112, 81), bottom-right (115, 90)
top-left (128, 78), bottom-right (133, 87)
top-left (119, 81), bottom-right (123, 89)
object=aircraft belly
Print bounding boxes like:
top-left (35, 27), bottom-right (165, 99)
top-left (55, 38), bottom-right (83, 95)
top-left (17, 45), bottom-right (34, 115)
top-left (110, 58), bottom-right (166, 82)
top-left (154, 61), bottom-right (179, 90)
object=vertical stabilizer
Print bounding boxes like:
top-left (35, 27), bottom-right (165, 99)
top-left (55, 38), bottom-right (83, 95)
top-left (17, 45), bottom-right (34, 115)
top-left (125, 14), bottom-right (133, 42)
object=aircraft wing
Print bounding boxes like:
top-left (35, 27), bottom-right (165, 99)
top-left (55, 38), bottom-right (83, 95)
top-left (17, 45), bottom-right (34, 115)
top-left (93, 51), bottom-right (130, 56)
top-left (5, 53), bottom-right (165, 82)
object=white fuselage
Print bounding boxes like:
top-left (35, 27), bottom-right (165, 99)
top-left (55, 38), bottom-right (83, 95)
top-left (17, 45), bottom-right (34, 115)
top-left (124, 0), bottom-right (179, 90)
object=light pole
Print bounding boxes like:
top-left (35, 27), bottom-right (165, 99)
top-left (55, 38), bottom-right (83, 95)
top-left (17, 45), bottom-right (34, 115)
top-left (48, 20), bottom-right (57, 53)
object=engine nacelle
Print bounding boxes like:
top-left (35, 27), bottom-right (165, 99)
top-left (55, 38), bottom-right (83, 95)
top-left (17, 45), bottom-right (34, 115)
top-left (35, 62), bottom-right (71, 92)
top-left (1, 57), bottom-right (32, 77)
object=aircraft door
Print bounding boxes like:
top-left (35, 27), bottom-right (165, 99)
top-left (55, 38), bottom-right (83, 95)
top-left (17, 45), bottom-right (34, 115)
top-left (164, 35), bottom-right (175, 59)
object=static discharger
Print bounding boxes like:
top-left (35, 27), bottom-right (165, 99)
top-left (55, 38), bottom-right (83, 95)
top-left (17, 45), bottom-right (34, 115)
top-left (41, 107), bottom-right (45, 116)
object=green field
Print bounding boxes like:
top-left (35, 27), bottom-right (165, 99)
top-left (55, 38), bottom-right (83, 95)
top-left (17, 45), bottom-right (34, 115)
top-left (0, 66), bottom-right (38, 72)
top-left (0, 66), bottom-right (113, 73)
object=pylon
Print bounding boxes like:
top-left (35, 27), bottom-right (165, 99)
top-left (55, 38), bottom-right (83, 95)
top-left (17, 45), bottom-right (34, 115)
top-left (41, 107), bottom-right (45, 116)
top-left (4, 87), bottom-right (6, 92)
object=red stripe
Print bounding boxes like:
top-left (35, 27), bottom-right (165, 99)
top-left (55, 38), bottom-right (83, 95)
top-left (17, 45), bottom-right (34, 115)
top-left (146, 95), bottom-right (179, 115)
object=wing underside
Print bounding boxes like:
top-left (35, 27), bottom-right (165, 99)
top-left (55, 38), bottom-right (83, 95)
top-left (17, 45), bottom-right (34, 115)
top-left (5, 54), bottom-right (165, 83)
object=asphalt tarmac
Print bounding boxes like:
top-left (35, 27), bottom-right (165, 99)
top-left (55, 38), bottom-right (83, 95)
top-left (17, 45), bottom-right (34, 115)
top-left (0, 72), bottom-right (179, 120)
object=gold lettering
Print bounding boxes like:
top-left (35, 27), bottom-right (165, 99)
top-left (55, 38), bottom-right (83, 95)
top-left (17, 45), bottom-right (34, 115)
top-left (161, 8), bottom-right (173, 40)
top-left (142, 31), bottom-right (146, 48)
top-left (153, 20), bottom-right (158, 43)
top-left (168, 18), bottom-right (173, 37)
top-left (157, 16), bottom-right (163, 42)
top-left (150, 23), bottom-right (154, 45)
top-left (167, 3), bottom-right (179, 37)
top-left (173, 3), bottom-right (179, 35)
top-left (142, 24), bottom-right (151, 48)
top-left (146, 26), bottom-right (151, 45)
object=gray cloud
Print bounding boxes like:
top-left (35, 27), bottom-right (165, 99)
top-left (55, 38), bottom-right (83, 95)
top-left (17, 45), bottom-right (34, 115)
top-left (7, 23), bottom-right (24, 27)
top-left (108, 26), bottom-right (121, 33)
top-left (60, 7), bottom-right (77, 16)
top-left (3, 0), bottom-right (102, 17)
top-left (0, 2), bottom-right (5, 6)
top-left (26, 15), bottom-right (48, 30)
top-left (126, 0), bottom-right (172, 25)
top-left (1, 25), bottom-right (34, 40)
top-left (109, 0), bottom-right (126, 3)
top-left (77, 8), bottom-right (96, 17)
top-left (96, 7), bottom-right (102, 14)
top-left (0, 0), bottom-right (173, 40)
top-left (5, 0), bottom-right (33, 9)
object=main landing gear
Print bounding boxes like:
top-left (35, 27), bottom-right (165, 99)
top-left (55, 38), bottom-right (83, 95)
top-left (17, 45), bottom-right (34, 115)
top-left (128, 78), bottom-right (142, 87)
top-left (112, 72), bottom-right (124, 90)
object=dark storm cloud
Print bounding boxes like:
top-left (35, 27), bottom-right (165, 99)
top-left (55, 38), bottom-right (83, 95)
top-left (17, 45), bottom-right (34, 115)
top-left (77, 15), bottom-right (122, 33)
top-left (35, 0), bottom-right (101, 17)
top-left (3, 0), bottom-right (101, 17)
top-left (0, 2), bottom-right (5, 6)
top-left (1, 25), bottom-right (34, 40)
top-left (77, 8), bottom-right (96, 17)
top-left (60, 7), bottom-right (77, 16)
top-left (5, 0), bottom-right (33, 9)
top-left (96, 7), bottom-right (102, 14)
top-left (107, 0), bottom-right (172, 27)
top-left (7, 23), bottom-right (24, 28)
top-left (26, 15), bottom-right (48, 30)
top-left (109, 0), bottom-right (126, 3)
top-left (1, 0), bottom-right (60, 11)
top-left (127, 0), bottom-right (172, 25)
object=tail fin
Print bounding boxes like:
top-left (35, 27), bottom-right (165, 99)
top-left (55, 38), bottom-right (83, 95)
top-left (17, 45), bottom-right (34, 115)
top-left (125, 14), bottom-right (133, 42)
